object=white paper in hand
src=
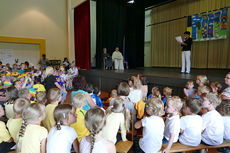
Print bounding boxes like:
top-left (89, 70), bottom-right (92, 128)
top-left (175, 36), bottom-right (182, 43)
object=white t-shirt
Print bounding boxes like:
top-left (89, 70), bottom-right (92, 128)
top-left (222, 87), bottom-right (230, 98)
top-left (223, 116), bottom-right (230, 141)
top-left (139, 115), bottom-right (164, 153)
top-left (202, 110), bottom-right (224, 145)
top-left (47, 125), bottom-right (78, 153)
top-left (164, 115), bottom-right (180, 143)
top-left (80, 136), bottom-right (108, 153)
top-left (179, 115), bottom-right (202, 146)
top-left (128, 88), bottom-right (142, 103)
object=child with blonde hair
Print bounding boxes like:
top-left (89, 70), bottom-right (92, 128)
top-left (5, 86), bottom-right (18, 119)
top-left (18, 88), bottom-right (30, 100)
top-left (147, 86), bottom-right (161, 99)
top-left (16, 103), bottom-right (48, 153)
top-left (163, 96), bottom-right (183, 153)
top-left (106, 89), bottom-right (117, 104)
top-left (102, 98), bottom-right (130, 144)
top-left (179, 98), bottom-right (202, 146)
top-left (47, 104), bottom-right (79, 153)
top-left (70, 92), bottom-right (90, 142)
top-left (134, 97), bottom-right (165, 153)
top-left (128, 76), bottom-right (142, 103)
top-left (0, 104), bottom-right (15, 153)
top-left (196, 75), bottom-right (209, 87)
top-left (7, 98), bottom-right (30, 142)
top-left (183, 81), bottom-right (196, 99)
top-left (210, 81), bottom-right (222, 95)
top-left (201, 92), bottom-right (223, 146)
top-left (42, 88), bottom-right (61, 131)
top-left (36, 91), bottom-right (47, 105)
top-left (80, 107), bottom-right (116, 153)
top-left (162, 87), bottom-right (172, 105)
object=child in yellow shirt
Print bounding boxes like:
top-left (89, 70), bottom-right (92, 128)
top-left (0, 105), bottom-right (15, 153)
top-left (42, 88), bottom-right (61, 131)
top-left (7, 98), bottom-right (30, 142)
top-left (70, 92), bottom-right (90, 142)
top-left (16, 103), bottom-right (48, 153)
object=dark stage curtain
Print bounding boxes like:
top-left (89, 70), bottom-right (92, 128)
top-left (96, 0), bottom-right (144, 69)
top-left (74, 0), bottom-right (91, 69)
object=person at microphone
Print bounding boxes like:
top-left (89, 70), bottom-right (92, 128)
top-left (181, 31), bottom-right (192, 74)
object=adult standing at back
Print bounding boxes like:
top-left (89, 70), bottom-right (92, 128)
top-left (112, 47), bottom-right (124, 70)
top-left (39, 54), bottom-right (49, 70)
top-left (181, 31), bottom-right (192, 74)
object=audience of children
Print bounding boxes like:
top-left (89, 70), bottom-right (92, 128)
top-left (1, 61), bottom-right (230, 153)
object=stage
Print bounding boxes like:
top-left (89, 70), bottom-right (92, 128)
top-left (79, 67), bottom-right (229, 97)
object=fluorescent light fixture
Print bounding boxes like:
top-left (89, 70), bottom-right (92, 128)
top-left (127, 0), bottom-right (134, 4)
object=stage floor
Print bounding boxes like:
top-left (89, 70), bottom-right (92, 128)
top-left (91, 67), bottom-right (229, 82)
top-left (80, 67), bottom-right (229, 97)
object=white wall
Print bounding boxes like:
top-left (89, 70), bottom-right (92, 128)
top-left (90, 0), bottom-right (97, 68)
top-left (0, 42), bottom-right (40, 68)
top-left (0, 0), bottom-right (68, 61)
top-left (144, 9), bottom-right (152, 67)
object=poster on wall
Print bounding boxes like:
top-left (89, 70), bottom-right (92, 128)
top-left (191, 8), bottom-right (228, 41)
top-left (0, 49), bottom-right (14, 64)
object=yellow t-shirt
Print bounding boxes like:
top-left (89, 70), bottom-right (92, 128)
top-left (70, 108), bottom-right (90, 142)
top-left (42, 104), bottom-right (57, 131)
top-left (5, 103), bottom-right (14, 119)
top-left (0, 121), bottom-right (11, 143)
top-left (33, 84), bottom-right (46, 92)
top-left (21, 124), bottom-right (48, 153)
top-left (7, 118), bottom-right (23, 142)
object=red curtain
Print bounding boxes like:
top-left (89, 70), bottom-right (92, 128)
top-left (74, 0), bottom-right (91, 69)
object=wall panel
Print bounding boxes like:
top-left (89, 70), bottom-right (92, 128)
top-left (151, 0), bottom-right (230, 69)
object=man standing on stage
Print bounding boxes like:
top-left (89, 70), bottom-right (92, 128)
top-left (112, 47), bottom-right (124, 70)
top-left (181, 31), bottom-right (192, 74)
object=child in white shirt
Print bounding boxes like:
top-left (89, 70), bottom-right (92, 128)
top-left (179, 98), bottom-right (202, 146)
top-left (163, 96), bottom-right (183, 153)
top-left (218, 100), bottom-right (230, 141)
top-left (47, 104), bottom-right (79, 153)
top-left (201, 92), bottom-right (224, 146)
top-left (134, 97), bottom-right (165, 153)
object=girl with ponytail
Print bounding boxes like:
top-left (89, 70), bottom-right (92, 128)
top-left (80, 107), bottom-right (115, 153)
top-left (16, 103), bottom-right (47, 153)
top-left (47, 104), bottom-right (79, 153)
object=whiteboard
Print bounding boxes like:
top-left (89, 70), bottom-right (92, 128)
top-left (0, 42), bottom-right (40, 68)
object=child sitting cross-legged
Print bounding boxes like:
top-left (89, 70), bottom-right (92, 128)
top-left (179, 98), bottom-right (202, 146)
top-left (134, 97), bottom-right (165, 153)
top-left (163, 96), bottom-right (183, 153)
